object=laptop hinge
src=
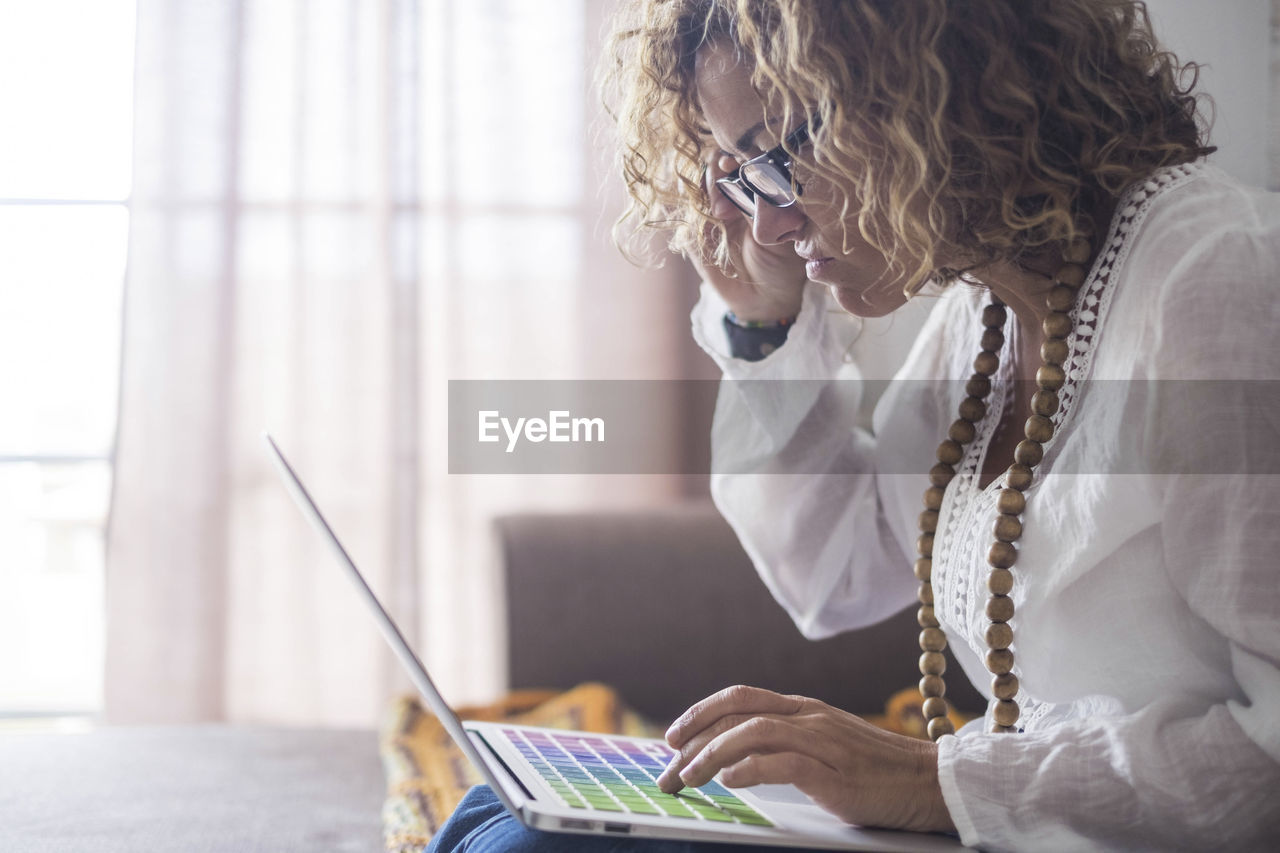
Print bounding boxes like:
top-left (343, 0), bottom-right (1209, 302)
top-left (471, 730), bottom-right (536, 801)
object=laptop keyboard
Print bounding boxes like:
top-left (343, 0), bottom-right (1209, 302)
top-left (503, 728), bottom-right (773, 826)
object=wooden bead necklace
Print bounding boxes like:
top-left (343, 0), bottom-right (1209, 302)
top-left (916, 236), bottom-right (1093, 741)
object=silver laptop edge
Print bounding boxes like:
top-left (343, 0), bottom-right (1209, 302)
top-left (263, 432), bottom-right (526, 816)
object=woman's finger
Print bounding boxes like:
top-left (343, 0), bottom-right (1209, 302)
top-left (656, 711), bottom-right (757, 793)
top-left (666, 685), bottom-right (806, 748)
top-left (706, 151), bottom-right (737, 182)
top-left (677, 715), bottom-right (837, 789)
top-left (706, 152), bottom-right (748, 222)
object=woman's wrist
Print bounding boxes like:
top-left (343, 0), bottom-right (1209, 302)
top-left (722, 293), bottom-right (803, 325)
top-left (725, 310), bottom-right (797, 329)
top-left (917, 739), bottom-right (958, 834)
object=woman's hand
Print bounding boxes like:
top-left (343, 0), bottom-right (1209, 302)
top-left (693, 154), bottom-right (808, 322)
top-left (656, 685), bottom-right (957, 834)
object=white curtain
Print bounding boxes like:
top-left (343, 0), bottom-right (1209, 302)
top-left (105, 0), bottom-right (705, 726)
top-left (1272, 0), bottom-right (1279, 189)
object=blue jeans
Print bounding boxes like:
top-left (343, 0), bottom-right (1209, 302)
top-left (427, 785), bottom-right (827, 853)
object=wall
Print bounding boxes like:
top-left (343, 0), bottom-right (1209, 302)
top-left (1143, 0), bottom-right (1275, 187)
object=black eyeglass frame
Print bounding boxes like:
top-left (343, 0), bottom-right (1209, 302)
top-left (714, 117), bottom-right (817, 219)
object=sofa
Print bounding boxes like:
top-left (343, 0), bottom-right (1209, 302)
top-left (0, 724), bottom-right (384, 853)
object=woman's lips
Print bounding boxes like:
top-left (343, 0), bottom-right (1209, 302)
top-left (804, 257), bottom-right (835, 279)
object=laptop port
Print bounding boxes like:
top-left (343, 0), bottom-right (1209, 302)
top-left (603, 823), bottom-right (630, 834)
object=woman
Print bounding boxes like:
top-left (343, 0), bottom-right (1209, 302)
top-left (431, 1), bottom-right (1280, 849)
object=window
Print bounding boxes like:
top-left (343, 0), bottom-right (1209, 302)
top-left (0, 0), bottom-right (135, 718)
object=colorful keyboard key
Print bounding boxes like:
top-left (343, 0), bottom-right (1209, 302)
top-left (501, 730), bottom-right (773, 827)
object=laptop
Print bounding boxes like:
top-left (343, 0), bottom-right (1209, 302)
top-left (264, 433), bottom-right (965, 851)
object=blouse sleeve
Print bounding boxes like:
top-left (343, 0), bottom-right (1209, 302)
top-left (937, 181), bottom-right (1280, 851)
top-left (690, 280), bottom-right (921, 638)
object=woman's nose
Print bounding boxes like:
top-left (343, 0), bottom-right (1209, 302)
top-left (751, 201), bottom-right (805, 245)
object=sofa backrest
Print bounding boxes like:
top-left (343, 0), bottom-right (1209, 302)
top-left (497, 502), bottom-right (983, 724)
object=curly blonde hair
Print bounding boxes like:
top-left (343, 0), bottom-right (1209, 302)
top-left (602, 0), bottom-right (1214, 292)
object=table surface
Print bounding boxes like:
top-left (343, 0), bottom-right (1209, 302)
top-left (0, 725), bottom-right (385, 853)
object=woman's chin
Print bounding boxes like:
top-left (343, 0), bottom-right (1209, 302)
top-left (829, 284), bottom-right (904, 318)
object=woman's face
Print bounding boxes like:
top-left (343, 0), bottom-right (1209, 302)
top-left (694, 40), bottom-right (910, 318)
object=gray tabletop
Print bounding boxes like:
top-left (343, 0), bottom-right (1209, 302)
top-left (0, 725), bottom-right (385, 853)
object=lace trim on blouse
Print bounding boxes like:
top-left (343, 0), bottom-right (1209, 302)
top-left (931, 162), bottom-right (1203, 732)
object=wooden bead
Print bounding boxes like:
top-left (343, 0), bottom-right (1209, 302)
top-left (927, 716), bottom-right (955, 740)
top-left (987, 541), bottom-right (1018, 569)
top-left (918, 605), bottom-right (939, 628)
top-left (914, 557), bottom-right (932, 581)
top-left (918, 582), bottom-right (935, 605)
top-left (922, 697), bottom-right (948, 721)
top-left (919, 651), bottom-right (947, 676)
top-left (985, 622), bottom-right (1013, 650)
top-left (993, 698), bottom-right (1021, 727)
top-left (949, 418), bottom-right (976, 444)
top-left (992, 672), bottom-right (1020, 700)
top-left (1005, 464), bottom-right (1033, 492)
top-left (1014, 439), bottom-right (1044, 467)
top-left (1036, 364), bottom-right (1066, 391)
top-left (991, 723), bottom-right (1016, 734)
top-left (981, 328), bottom-right (1005, 352)
top-left (986, 593), bottom-right (1015, 623)
top-left (931, 438), bottom-right (962, 466)
top-left (1025, 414), bottom-right (1054, 443)
top-left (988, 568), bottom-right (1015, 595)
top-left (986, 648), bottom-right (1014, 675)
top-left (965, 374), bottom-right (992, 399)
top-left (1042, 311), bottom-right (1072, 340)
top-left (929, 463), bottom-right (956, 488)
top-left (992, 513), bottom-right (1022, 542)
top-left (1040, 337), bottom-right (1069, 367)
top-left (982, 303), bottom-right (1007, 328)
top-left (919, 674), bottom-right (946, 698)
top-left (920, 627), bottom-right (948, 652)
top-left (1031, 389), bottom-right (1060, 417)
top-left (917, 533), bottom-right (934, 557)
top-left (959, 396), bottom-right (986, 422)
top-left (997, 488), bottom-right (1026, 514)
top-left (973, 351), bottom-right (1000, 376)
top-left (1046, 284), bottom-right (1076, 313)
top-left (936, 439), bottom-right (963, 466)
top-left (1063, 237), bottom-right (1091, 264)
top-left (919, 510), bottom-right (939, 533)
top-left (923, 486), bottom-right (945, 510)
top-left (1054, 262), bottom-right (1087, 288)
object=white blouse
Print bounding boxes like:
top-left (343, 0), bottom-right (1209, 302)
top-left (691, 162), bottom-right (1280, 851)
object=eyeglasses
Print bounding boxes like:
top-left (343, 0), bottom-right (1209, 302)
top-left (715, 119), bottom-right (814, 219)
